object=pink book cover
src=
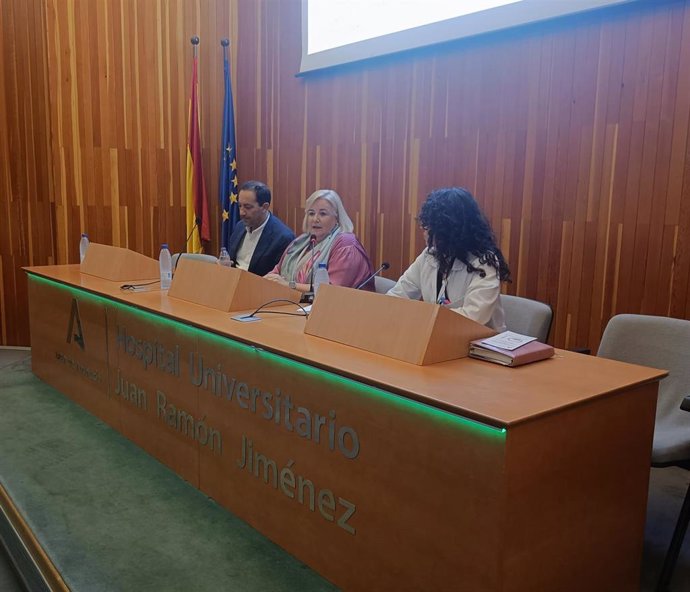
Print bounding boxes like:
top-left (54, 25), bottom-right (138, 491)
top-left (469, 339), bottom-right (555, 367)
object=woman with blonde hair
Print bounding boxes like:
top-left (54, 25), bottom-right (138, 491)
top-left (265, 189), bottom-right (374, 293)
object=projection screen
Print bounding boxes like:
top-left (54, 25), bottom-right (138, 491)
top-left (300, 0), bottom-right (635, 74)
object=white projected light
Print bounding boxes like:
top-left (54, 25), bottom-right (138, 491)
top-left (300, 0), bottom-right (635, 74)
top-left (308, 0), bottom-right (523, 55)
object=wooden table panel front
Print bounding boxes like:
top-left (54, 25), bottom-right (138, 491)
top-left (24, 267), bottom-right (664, 591)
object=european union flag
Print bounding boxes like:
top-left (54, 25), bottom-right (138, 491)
top-left (219, 42), bottom-right (239, 250)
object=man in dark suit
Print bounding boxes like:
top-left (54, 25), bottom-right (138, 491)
top-left (227, 181), bottom-right (295, 277)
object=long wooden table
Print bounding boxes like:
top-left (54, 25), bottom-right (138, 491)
top-left (25, 265), bottom-right (665, 591)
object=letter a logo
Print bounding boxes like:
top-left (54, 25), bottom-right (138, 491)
top-left (66, 298), bottom-right (85, 350)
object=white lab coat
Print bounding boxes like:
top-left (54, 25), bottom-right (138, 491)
top-left (387, 248), bottom-right (506, 331)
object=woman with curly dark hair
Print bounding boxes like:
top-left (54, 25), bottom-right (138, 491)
top-left (387, 187), bottom-right (510, 331)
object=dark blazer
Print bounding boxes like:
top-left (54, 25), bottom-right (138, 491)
top-left (227, 214), bottom-right (295, 277)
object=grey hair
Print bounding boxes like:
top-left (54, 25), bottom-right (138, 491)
top-left (301, 189), bottom-right (354, 234)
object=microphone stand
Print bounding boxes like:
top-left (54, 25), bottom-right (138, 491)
top-left (355, 262), bottom-right (390, 290)
top-left (303, 235), bottom-right (317, 304)
top-left (184, 217), bottom-right (202, 248)
top-left (175, 217), bottom-right (202, 274)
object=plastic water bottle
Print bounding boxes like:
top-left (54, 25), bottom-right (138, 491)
top-left (218, 247), bottom-right (232, 267)
top-left (79, 233), bottom-right (89, 263)
top-left (159, 243), bottom-right (172, 290)
top-left (313, 262), bottom-right (330, 295)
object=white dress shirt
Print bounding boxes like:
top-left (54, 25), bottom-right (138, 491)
top-left (387, 248), bottom-right (506, 331)
top-left (235, 213), bottom-right (271, 271)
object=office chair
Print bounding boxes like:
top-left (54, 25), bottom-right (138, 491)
top-left (374, 276), bottom-right (397, 294)
top-left (501, 294), bottom-right (553, 342)
top-left (171, 252), bottom-right (218, 271)
top-left (597, 314), bottom-right (690, 592)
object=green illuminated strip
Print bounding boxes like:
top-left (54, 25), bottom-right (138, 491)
top-left (29, 273), bottom-right (506, 438)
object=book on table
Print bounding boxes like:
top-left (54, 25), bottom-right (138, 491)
top-left (469, 331), bottom-right (554, 367)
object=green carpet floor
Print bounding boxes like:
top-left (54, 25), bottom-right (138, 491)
top-left (0, 545), bottom-right (23, 592)
top-left (0, 358), bottom-right (337, 591)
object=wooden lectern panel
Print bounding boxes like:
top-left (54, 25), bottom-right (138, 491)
top-left (168, 257), bottom-right (301, 312)
top-left (423, 304), bottom-right (495, 364)
top-left (305, 284), bottom-right (495, 365)
top-left (80, 243), bottom-right (159, 282)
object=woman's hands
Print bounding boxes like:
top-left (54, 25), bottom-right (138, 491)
top-left (264, 273), bottom-right (288, 286)
top-left (264, 273), bottom-right (310, 294)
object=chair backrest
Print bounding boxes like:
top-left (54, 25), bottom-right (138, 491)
top-left (172, 252), bottom-right (218, 271)
top-left (501, 294), bottom-right (553, 343)
top-left (597, 314), bottom-right (690, 465)
top-left (374, 276), bottom-right (397, 294)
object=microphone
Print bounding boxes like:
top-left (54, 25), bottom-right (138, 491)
top-left (306, 234), bottom-right (317, 302)
top-left (356, 261), bottom-right (390, 290)
top-left (184, 217), bottom-right (202, 246)
top-left (175, 217), bottom-right (202, 273)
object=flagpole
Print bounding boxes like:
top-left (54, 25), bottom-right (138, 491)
top-left (186, 34), bottom-right (210, 253)
top-left (219, 37), bottom-right (239, 251)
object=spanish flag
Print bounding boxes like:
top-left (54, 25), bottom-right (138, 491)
top-left (185, 50), bottom-right (210, 253)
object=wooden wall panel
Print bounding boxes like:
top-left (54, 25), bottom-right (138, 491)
top-left (3, 0), bottom-right (690, 354)
top-left (232, 0), bottom-right (690, 353)
top-left (0, 0), bottom-right (53, 345)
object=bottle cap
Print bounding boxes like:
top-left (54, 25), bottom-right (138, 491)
top-left (81, 233), bottom-right (88, 238)
top-left (318, 262), bottom-right (327, 268)
top-left (161, 243), bottom-right (169, 248)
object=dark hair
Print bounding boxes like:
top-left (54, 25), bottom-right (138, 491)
top-left (239, 180), bottom-right (271, 206)
top-left (417, 187), bottom-right (511, 282)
